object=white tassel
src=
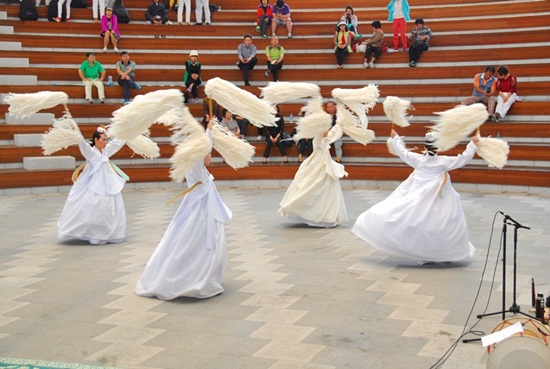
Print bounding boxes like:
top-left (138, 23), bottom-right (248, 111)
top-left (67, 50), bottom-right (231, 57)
top-left (109, 89), bottom-right (184, 141)
top-left (432, 103), bottom-right (488, 151)
top-left (386, 137), bottom-right (398, 156)
top-left (158, 107), bottom-right (187, 128)
top-left (332, 84), bottom-right (379, 109)
top-left (41, 114), bottom-right (82, 155)
top-left (336, 104), bottom-right (375, 145)
top-left (293, 95), bottom-right (332, 140)
top-left (5, 91), bottom-right (69, 118)
top-left (163, 107), bottom-right (203, 145)
top-left (204, 77), bottom-right (277, 128)
top-left (383, 96), bottom-right (412, 127)
top-left (477, 137), bottom-right (509, 169)
top-left (170, 131), bottom-right (211, 183)
top-left (211, 121), bottom-right (255, 169)
top-left (167, 107), bottom-right (212, 182)
top-left (293, 112), bottom-right (332, 141)
top-left (126, 132), bottom-right (160, 159)
top-left (260, 82), bottom-right (321, 105)
top-left (332, 85), bottom-right (379, 129)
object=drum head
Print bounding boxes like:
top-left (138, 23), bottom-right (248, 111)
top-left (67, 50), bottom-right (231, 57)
top-left (487, 336), bottom-right (550, 369)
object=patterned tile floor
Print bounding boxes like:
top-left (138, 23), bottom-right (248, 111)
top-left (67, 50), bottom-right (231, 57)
top-left (0, 186), bottom-right (549, 369)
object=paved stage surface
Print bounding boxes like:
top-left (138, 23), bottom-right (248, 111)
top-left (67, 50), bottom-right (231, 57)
top-left (1, 186), bottom-right (549, 369)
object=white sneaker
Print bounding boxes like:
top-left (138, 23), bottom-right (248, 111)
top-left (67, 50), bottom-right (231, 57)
top-left (256, 135), bottom-right (262, 141)
top-left (287, 33), bottom-right (292, 39)
top-left (102, 47), bottom-right (107, 52)
top-left (114, 47), bottom-right (119, 53)
top-left (369, 62), bottom-right (374, 68)
top-left (363, 61), bottom-right (369, 68)
top-left (387, 48), bottom-right (399, 53)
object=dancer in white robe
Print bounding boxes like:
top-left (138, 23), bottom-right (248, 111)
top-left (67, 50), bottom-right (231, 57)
top-left (279, 124), bottom-right (349, 228)
top-left (135, 150), bottom-right (232, 300)
top-left (58, 128), bottom-right (127, 245)
top-left (352, 129), bottom-right (479, 263)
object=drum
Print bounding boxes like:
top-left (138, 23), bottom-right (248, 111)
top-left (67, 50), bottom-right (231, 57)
top-left (487, 317), bottom-right (550, 369)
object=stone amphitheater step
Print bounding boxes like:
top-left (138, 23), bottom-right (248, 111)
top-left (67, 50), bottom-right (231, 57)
top-left (1, 0), bottom-right (549, 193)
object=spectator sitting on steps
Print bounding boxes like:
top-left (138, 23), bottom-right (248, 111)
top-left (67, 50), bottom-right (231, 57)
top-left (100, 7), bottom-right (120, 53)
top-left (272, 0), bottom-right (293, 39)
top-left (461, 66), bottom-right (496, 121)
top-left (145, 0), bottom-right (172, 25)
top-left (78, 52), bottom-right (106, 104)
top-left (115, 51), bottom-right (141, 105)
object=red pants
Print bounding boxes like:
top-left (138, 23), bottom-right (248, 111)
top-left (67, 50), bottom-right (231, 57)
top-left (392, 18), bottom-right (408, 50)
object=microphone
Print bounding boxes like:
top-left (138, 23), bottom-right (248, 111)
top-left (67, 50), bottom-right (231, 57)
top-left (503, 214), bottom-right (531, 230)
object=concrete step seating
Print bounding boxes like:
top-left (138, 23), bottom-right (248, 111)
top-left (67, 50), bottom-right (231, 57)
top-left (1, 0), bottom-right (549, 193)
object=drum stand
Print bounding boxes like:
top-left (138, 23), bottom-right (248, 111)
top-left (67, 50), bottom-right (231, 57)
top-left (464, 214), bottom-right (533, 344)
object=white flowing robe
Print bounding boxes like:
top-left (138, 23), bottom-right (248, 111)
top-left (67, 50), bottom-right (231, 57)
top-left (279, 125), bottom-right (349, 228)
top-left (135, 160), bottom-right (232, 299)
top-left (352, 134), bottom-right (477, 262)
top-left (57, 137), bottom-right (126, 245)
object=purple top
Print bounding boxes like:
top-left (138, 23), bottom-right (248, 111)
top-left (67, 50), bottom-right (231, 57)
top-left (273, 4), bottom-right (290, 16)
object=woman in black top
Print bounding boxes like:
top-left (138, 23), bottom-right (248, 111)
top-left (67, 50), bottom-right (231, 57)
top-left (262, 107), bottom-right (288, 163)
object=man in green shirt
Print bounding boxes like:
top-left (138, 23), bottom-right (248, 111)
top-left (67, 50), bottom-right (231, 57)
top-left (78, 52), bottom-right (106, 104)
top-left (264, 35), bottom-right (284, 82)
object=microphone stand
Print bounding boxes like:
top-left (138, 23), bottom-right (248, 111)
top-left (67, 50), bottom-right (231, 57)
top-left (463, 214), bottom-right (535, 343)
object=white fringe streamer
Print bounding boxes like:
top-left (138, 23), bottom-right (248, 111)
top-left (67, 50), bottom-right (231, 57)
top-left (386, 137), bottom-right (398, 156)
top-left (331, 84), bottom-right (379, 127)
top-left (432, 103), bottom-right (488, 152)
top-left (336, 103), bottom-right (375, 145)
top-left (204, 77), bottom-right (277, 128)
top-left (260, 82), bottom-right (321, 105)
top-left (126, 132), bottom-right (160, 159)
top-left (477, 137), bottom-right (510, 169)
top-left (162, 107), bottom-right (202, 142)
top-left (170, 131), bottom-right (211, 183)
top-left (109, 89), bottom-right (184, 141)
top-left (211, 120), bottom-right (255, 169)
top-left (167, 106), bottom-right (212, 181)
top-left (5, 91), bottom-right (69, 118)
top-left (293, 95), bottom-right (332, 140)
top-left (383, 96), bottom-right (412, 127)
top-left (41, 114), bottom-right (82, 155)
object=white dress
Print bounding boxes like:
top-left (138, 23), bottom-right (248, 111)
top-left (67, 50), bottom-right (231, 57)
top-left (135, 160), bottom-right (232, 300)
top-left (279, 125), bottom-right (349, 228)
top-left (352, 134), bottom-right (477, 262)
top-left (57, 138), bottom-right (126, 245)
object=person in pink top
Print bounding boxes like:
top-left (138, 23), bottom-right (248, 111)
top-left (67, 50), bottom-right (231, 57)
top-left (494, 65), bottom-right (518, 122)
top-left (101, 7), bottom-right (120, 53)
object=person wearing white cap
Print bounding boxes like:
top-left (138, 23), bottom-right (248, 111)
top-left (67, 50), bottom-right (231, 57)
top-left (184, 50), bottom-right (202, 103)
top-left (334, 20), bottom-right (352, 68)
top-left (352, 129), bottom-right (479, 264)
top-left (177, 0), bottom-right (191, 24)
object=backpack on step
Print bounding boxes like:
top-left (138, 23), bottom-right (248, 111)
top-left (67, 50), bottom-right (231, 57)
top-left (19, 0), bottom-right (39, 20)
top-left (70, 0), bottom-right (88, 8)
top-left (114, 0), bottom-right (130, 23)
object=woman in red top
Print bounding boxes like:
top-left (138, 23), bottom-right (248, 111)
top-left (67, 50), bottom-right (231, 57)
top-left (494, 65), bottom-right (517, 122)
top-left (255, 0), bottom-right (272, 39)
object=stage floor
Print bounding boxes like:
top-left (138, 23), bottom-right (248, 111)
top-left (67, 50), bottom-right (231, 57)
top-left (1, 186), bottom-right (549, 369)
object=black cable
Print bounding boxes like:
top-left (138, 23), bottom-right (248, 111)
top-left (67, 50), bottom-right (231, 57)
top-left (429, 211), bottom-right (503, 369)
